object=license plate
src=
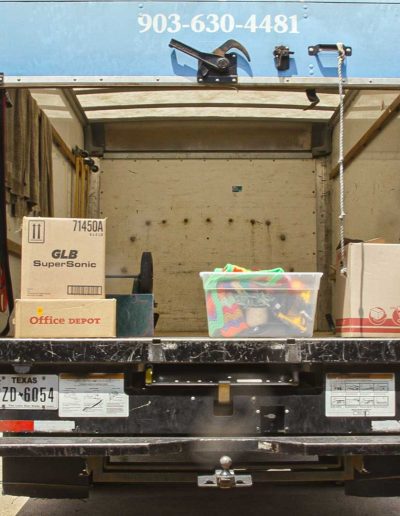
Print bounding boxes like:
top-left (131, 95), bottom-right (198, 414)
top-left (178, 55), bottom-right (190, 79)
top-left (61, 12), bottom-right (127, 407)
top-left (325, 373), bottom-right (395, 417)
top-left (0, 375), bottom-right (58, 410)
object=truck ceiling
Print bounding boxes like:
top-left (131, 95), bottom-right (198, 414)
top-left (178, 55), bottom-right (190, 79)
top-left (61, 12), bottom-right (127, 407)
top-left (32, 88), bottom-right (342, 124)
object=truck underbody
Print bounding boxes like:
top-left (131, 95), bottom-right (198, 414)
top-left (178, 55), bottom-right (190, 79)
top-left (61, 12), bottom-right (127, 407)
top-left (1, 336), bottom-right (400, 498)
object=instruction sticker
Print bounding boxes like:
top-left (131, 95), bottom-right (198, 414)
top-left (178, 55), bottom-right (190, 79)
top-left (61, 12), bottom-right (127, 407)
top-left (59, 373), bottom-right (129, 418)
top-left (325, 373), bottom-right (395, 417)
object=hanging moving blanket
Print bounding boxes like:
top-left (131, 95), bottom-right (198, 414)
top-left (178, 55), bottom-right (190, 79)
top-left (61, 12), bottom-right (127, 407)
top-left (39, 113), bottom-right (54, 217)
top-left (5, 89), bottom-right (53, 217)
top-left (1, 89), bottom-right (54, 334)
top-left (0, 91), bottom-right (14, 335)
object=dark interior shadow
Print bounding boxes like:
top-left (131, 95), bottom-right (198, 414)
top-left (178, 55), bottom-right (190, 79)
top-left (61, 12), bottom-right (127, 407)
top-left (277, 57), bottom-right (298, 78)
top-left (15, 483), bottom-right (400, 516)
top-left (237, 54), bottom-right (252, 77)
top-left (170, 50), bottom-right (197, 77)
top-left (313, 55), bottom-right (349, 78)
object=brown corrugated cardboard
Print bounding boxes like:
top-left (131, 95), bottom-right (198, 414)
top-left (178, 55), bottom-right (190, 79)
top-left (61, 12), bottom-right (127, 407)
top-left (15, 299), bottom-right (116, 338)
top-left (335, 243), bottom-right (400, 337)
top-left (21, 217), bottom-right (106, 299)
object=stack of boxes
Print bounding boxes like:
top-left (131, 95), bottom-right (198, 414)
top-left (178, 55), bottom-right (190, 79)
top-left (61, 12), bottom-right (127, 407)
top-left (15, 217), bottom-right (116, 338)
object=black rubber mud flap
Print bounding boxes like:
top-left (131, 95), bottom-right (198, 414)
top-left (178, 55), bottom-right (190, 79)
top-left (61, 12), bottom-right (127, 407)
top-left (345, 456), bottom-right (400, 497)
top-left (2, 457), bottom-right (90, 499)
top-left (345, 478), bottom-right (400, 497)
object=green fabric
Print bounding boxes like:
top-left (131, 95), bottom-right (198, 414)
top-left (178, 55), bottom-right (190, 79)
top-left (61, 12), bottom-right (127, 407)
top-left (204, 266), bottom-right (285, 290)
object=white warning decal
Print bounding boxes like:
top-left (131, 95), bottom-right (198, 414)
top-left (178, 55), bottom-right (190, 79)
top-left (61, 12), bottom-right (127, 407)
top-left (325, 373), bottom-right (395, 418)
top-left (59, 373), bottom-right (129, 418)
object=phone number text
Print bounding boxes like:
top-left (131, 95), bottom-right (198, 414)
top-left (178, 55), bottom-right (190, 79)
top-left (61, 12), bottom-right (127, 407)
top-left (138, 13), bottom-right (300, 34)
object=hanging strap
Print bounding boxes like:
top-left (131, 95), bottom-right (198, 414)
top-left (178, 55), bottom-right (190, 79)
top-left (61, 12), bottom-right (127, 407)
top-left (337, 42), bottom-right (347, 276)
top-left (0, 90), bottom-right (14, 335)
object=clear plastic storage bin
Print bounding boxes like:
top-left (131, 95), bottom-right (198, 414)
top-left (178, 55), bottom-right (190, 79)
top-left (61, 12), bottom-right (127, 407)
top-left (200, 271), bottom-right (323, 338)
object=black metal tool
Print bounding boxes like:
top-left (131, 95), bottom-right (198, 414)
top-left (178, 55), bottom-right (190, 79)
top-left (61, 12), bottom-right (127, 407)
top-left (169, 38), bottom-right (250, 84)
top-left (305, 88), bottom-right (320, 109)
top-left (106, 251), bottom-right (153, 294)
top-left (308, 44), bottom-right (352, 56)
top-left (273, 45), bottom-right (294, 71)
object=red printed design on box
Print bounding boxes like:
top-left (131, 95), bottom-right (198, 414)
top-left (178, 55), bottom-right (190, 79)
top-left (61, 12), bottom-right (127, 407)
top-left (368, 307), bottom-right (387, 326)
top-left (391, 308), bottom-right (400, 326)
top-left (336, 317), bottom-right (400, 334)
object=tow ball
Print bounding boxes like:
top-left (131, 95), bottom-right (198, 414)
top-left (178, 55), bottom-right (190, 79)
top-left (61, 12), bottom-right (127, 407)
top-left (198, 456), bottom-right (253, 488)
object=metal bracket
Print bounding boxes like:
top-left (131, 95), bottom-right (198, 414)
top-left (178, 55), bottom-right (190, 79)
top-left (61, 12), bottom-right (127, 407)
top-left (273, 46), bottom-right (294, 71)
top-left (218, 381), bottom-right (231, 404)
top-left (308, 44), bottom-right (352, 56)
top-left (0, 75), bottom-right (12, 108)
top-left (148, 370), bottom-right (299, 387)
top-left (305, 88), bottom-right (320, 109)
top-left (198, 456), bottom-right (252, 489)
top-left (169, 39), bottom-right (250, 84)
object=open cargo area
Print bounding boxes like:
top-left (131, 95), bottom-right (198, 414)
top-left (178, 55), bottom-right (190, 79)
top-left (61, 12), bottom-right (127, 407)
top-left (3, 87), bottom-right (400, 335)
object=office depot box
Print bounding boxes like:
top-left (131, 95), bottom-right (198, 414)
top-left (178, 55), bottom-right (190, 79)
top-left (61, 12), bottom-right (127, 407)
top-left (21, 217), bottom-right (106, 299)
top-left (200, 271), bottom-right (322, 338)
top-left (335, 244), bottom-right (400, 337)
top-left (15, 299), bottom-right (116, 338)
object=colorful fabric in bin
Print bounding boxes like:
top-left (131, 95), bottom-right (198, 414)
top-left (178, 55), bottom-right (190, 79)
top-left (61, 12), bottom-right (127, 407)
top-left (203, 265), bottom-right (316, 338)
top-left (206, 290), bottom-right (248, 337)
top-left (205, 265), bottom-right (287, 337)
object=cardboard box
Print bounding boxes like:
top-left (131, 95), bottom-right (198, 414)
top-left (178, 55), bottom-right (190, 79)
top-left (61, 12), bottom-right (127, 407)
top-left (15, 299), bottom-right (116, 338)
top-left (21, 217), bottom-right (106, 299)
top-left (335, 243), bottom-right (400, 337)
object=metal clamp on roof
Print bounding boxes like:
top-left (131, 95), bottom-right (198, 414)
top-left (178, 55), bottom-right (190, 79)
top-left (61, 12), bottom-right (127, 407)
top-left (169, 38), bottom-right (251, 84)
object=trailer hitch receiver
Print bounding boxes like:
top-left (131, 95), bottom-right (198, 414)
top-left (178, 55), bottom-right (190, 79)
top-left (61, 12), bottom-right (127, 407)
top-left (198, 456), bottom-right (252, 488)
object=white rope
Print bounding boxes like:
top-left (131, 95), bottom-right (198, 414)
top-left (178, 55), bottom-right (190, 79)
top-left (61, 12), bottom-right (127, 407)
top-left (337, 42), bottom-right (347, 276)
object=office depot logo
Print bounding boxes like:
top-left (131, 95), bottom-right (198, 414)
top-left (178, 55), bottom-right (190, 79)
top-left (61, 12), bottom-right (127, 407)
top-left (29, 314), bottom-right (102, 325)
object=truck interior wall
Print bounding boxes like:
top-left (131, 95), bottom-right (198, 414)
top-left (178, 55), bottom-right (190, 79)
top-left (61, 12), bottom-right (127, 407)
top-left (4, 89), bottom-right (83, 305)
top-left (102, 120), bottom-right (312, 153)
top-left (331, 90), bottom-right (400, 248)
top-left (101, 156), bottom-right (317, 334)
top-left (330, 90), bottom-right (400, 314)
